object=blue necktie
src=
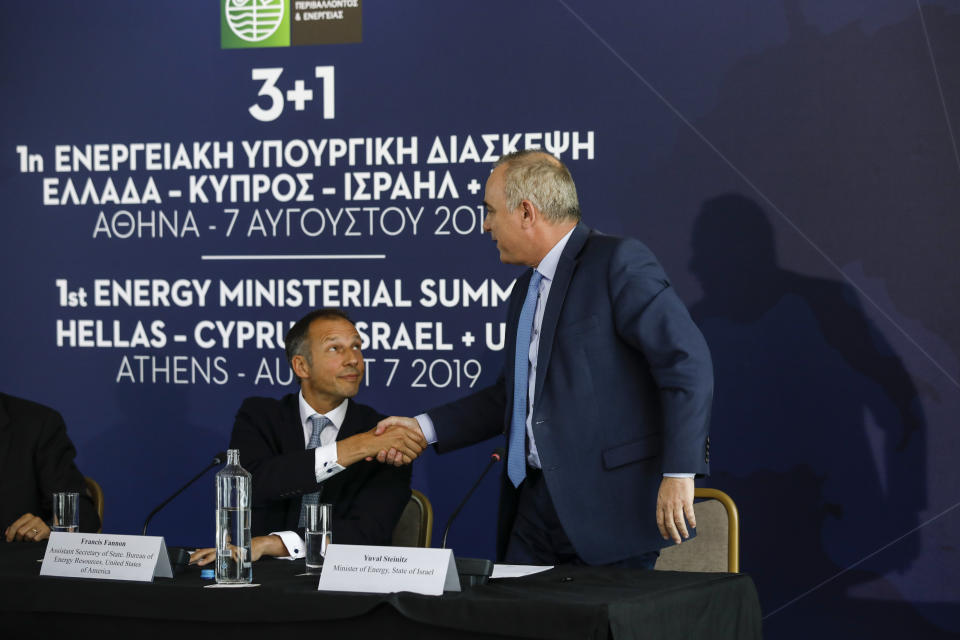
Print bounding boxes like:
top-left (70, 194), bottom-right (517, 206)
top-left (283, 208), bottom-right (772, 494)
top-left (508, 270), bottom-right (543, 487)
top-left (299, 414), bottom-right (332, 527)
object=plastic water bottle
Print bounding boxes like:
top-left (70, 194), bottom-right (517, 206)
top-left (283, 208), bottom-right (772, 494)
top-left (215, 449), bottom-right (252, 584)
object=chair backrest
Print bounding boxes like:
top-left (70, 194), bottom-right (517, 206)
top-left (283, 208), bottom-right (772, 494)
top-left (391, 489), bottom-right (433, 548)
top-left (83, 476), bottom-right (104, 533)
top-left (654, 487), bottom-right (739, 573)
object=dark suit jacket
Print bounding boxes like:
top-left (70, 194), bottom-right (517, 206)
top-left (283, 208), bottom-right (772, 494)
top-left (229, 394), bottom-right (410, 546)
top-left (429, 223), bottom-right (713, 563)
top-left (0, 393), bottom-right (100, 534)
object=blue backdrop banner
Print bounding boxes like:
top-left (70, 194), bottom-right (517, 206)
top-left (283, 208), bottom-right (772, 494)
top-left (2, 2), bottom-right (958, 636)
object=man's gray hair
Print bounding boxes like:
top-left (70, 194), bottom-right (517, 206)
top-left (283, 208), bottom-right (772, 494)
top-left (494, 150), bottom-right (581, 223)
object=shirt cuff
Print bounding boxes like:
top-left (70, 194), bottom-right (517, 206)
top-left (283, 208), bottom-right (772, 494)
top-left (269, 531), bottom-right (305, 560)
top-left (415, 413), bottom-right (438, 445)
top-left (663, 473), bottom-right (695, 478)
top-left (314, 444), bottom-right (345, 480)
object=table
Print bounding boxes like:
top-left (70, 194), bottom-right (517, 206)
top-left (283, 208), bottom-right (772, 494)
top-left (0, 542), bottom-right (761, 639)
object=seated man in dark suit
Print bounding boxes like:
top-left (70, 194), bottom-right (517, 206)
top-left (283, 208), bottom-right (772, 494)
top-left (191, 309), bottom-right (424, 565)
top-left (1, 392), bottom-right (101, 542)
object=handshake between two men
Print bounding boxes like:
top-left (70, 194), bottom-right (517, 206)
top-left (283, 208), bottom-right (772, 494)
top-left (268, 301), bottom-right (697, 550)
top-left (198, 148), bottom-right (713, 570)
top-left (354, 417), bottom-right (426, 467)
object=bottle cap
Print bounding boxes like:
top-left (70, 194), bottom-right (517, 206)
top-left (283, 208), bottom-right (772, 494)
top-left (200, 569), bottom-right (215, 579)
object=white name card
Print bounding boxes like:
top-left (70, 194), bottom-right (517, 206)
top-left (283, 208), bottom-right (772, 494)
top-left (40, 532), bottom-right (173, 582)
top-left (317, 544), bottom-right (459, 596)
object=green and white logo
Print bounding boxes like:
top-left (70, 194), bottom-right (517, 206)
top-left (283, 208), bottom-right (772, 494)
top-left (221, 0), bottom-right (290, 49)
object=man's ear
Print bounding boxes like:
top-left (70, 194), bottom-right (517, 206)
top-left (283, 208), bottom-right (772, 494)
top-left (519, 199), bottom-right (538, 228)
top-left (291, 354), bottom-right (309, 380)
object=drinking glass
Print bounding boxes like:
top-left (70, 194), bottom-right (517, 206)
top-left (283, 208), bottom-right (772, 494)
top-left (304, 503), bottom-right (333, 574)
top-left (52, 491), bottom-right (79, 533)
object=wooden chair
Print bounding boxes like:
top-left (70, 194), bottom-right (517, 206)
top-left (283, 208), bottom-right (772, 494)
top-left (83, 476), bottom-right (104, 533)
top-left (654, 488), bottom-right (739, 572)
top-left (391, 489), bottom-right (433, 548)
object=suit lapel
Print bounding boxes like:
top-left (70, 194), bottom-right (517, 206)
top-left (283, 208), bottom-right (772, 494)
top-left (280, 393), bottom-right (307, 528)
top-left (534, 223), bottom-right (590, 405)
top-left (280, 393), bottom-right (305, 452)
top-left (336, 400), bottom-right (365, 441)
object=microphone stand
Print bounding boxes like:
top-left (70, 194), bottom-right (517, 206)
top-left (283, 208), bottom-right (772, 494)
top-left (440, 449), bottom-right (503, 588)
top-left (441, 449), bottom-right (502, 549)
top-left (141, 452), bottom-right (226, 536)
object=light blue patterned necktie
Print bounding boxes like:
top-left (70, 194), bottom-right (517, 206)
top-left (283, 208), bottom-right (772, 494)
top-left (299, 414), bottom-right (332, 527)
top-left (508, 270), bottom-right (543, 487)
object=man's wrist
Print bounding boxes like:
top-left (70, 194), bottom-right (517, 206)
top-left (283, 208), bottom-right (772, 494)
top-left (335, 436), bottom-right (357, 467)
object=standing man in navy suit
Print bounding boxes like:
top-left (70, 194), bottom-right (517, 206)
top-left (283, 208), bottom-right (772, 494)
top-left (377, 150), bottom-right (713, 567)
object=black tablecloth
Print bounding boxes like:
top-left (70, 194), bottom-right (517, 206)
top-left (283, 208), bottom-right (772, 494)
top-left (0, 542), bottom-right (761, 639)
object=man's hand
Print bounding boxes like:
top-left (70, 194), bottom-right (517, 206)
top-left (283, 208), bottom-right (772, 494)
top-left (656, 476), bottom-right (696, 544)
top-left (4, 513), bottom-right (50, 543)
top-left (189, 535), bottom-right (285, 566)
top-left (371, 416), bottom-right (426, 465)
top-left (338, 420), bottom-right (426, 467)
top-left (188, 546), bottom-right (215, 566)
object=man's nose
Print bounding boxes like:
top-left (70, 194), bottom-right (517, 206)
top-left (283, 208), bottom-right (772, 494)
top-left (482, 213), bottom-right (491, 232)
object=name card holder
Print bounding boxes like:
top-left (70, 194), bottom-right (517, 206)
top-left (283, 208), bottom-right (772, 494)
top-left (40, 532), bottom-right (173, 582)
top-left (317, 544), bottom-right (459, 596)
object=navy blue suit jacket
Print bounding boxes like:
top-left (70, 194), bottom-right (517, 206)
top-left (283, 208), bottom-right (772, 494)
top-left (428, 223), bottom-right (713, 563)
top-left (229, 394), bottom-right (410, 546)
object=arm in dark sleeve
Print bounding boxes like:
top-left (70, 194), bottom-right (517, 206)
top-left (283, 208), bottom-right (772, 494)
top-left (427, 370), bottom-right (507, 453)
top-left (34, 409), bottom-right (100, 533)
top-left (229, 399), bottom-right (317, 507)
top-left (610, 239), bottom-right (714, 475)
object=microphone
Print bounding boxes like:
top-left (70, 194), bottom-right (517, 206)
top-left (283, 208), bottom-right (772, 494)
top-left (141, 451), bottom-right (227, 536)
top-left (441, 447), bottom-right (503, 549)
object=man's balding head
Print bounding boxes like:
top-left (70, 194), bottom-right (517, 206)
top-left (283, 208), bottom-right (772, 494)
top-left (494, 150), bottom-right (581, 224)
